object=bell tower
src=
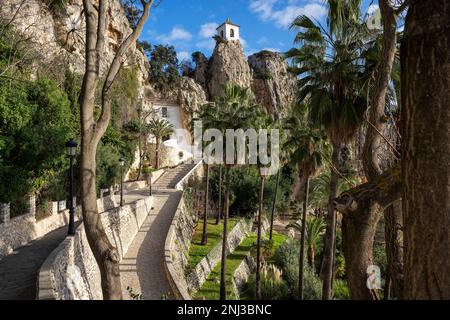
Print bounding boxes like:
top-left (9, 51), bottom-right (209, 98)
top-left (216, 18), bottom-right (240, 41)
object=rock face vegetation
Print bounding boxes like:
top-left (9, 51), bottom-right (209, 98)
top-left (1, 0), bottom-right (449, 302)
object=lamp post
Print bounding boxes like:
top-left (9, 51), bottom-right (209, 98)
top-left (119, 155), bottom-right (125, 206)
top-left (66, 139), bottom-right (77, 235)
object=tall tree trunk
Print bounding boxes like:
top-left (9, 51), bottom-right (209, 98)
top-left (401, 0), bottom-right (450, 299)
top-left (342, 201), bottom-right (382, 299)
top-left (201, 164), bottom-right (210, 245)
top-left (343, 0), bottom-right (402, 300)
top-left (80, 139), bottom-right (122, 299)
top-left (322, 144), bottom-right (340, 300)
top-left (334, 166), bottom-right (402, 299)
top-left (298, 175), bottom-right (309, 300)
top-left (384, 200), bottom-right (403, 298)
top-left (78, 0), bottom-right (153, 300)
top-left (155, 138), bottom-right (160, 169)
top-left (220, 166), bottom-right (231, 300)
top-left (363, 0), bottom-right (398, 181)
top-left (215, 165), bottom-right (222, 224)
top-left (308, 244), bottom-right (315, 267)
top-left (269, 169), bottom-right (281, 240)
top-left (255, 174), bottom-right (265, 299)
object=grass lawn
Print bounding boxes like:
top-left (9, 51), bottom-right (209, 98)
top-left (193, 232), bottom-right (288, 300)
top-left (187, 217), bottom-right (239, 272)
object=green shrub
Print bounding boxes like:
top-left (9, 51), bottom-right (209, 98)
top-left (333, 279), bottom-right (350, 300)
top-left (273, 239), bottom-right (323, 299)
top-left (303, 265), bottom-right (323, 300)
top-left (373, 242), bottom-right (387, 276)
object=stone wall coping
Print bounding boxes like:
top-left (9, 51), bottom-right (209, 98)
top-left (175, 160), bottom-right (203, 190)
top-left (163, 199), bottom-right (191, 300)
top-left (163, 160), bottom-right (204, 300)
top-left (37, 195), bottom-right (153, 300)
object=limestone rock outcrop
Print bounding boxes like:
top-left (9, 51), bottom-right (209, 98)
top-left (0, 0), bottom-right (148, 97)
top-left (177, 77), bottom-right (208, 114)
top-left (248, 50), bottom-right (297, 116)
top-left (193, 52), bottom-right (209, 93)
top-left (144, 77), bottom-right (207, 114)
top-left (207, 40), bottom-right (252, 100)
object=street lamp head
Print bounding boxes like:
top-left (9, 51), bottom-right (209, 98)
top-left (119, 155), bottom-right (125, 167)
top-left (66, 139), bottom-right (77, 157)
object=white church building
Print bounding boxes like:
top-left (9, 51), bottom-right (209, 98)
top-left (130, 19), bottom-right (243, 169)
top-left (216, 18), bottom-right (240, 41)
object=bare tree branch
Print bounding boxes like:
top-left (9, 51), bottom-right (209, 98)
top-left (94, 0), bottom-right (154, 143)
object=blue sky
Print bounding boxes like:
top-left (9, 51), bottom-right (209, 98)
top-left (140, 0), bottom-right (378, 61)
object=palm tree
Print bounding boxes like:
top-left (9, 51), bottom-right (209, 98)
top-left (284, 103), bottom-right (329, 299)
top-left (197, 82), bottom-right (259, 300)
top-left (255, 115), bottom-right (274, 299)
top-left (287, 0), bottom-right (370, 299)
top-left (215, 165), bottom-right (222, 225)
top-left (287, 216), bottom-right (326, 268)
top-left (147, 118), bottom-right (174, 169)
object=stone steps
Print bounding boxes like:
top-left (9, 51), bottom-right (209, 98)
top-left (153, 163), bottom-right (197, 189)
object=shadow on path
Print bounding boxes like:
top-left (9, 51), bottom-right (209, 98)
top-left (0, 222), bottom-right (80, 300)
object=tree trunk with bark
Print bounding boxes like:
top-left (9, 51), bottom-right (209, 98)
top-left (298, 175), bottom-right (309, 300)
top-left (334, 165), bottom-right (402, 299)
top-left (78, 0), bottom-right (153, 299)
top-left (220, 166), bottom-right (231, 300)
top-left (308, 244), bottom-right (315, 267)
top-left (215, 165), bottom-right (222, 224)
top-left (342, 0), bottom-right (403, 300)
top-left (255, 174), bottom-right (265, 299)
top-left (384, 199), bottom-right (403, 298)
top-left (401, 0), bottom-right (450, 299)
top-left (201, 164), bottom-right (210, 245)
top-left (269, 169), bottom-right (281, 240)
top-left (322, 144), bottom-right (340, 300)
top-left (155, 138), bottom-right (161, 169)
top-left (342, 201), bottom-right (382, 299)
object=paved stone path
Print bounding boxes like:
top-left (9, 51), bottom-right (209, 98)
top-left (0, 163), bottom-right (196, 300)
top-left (120, 163), bottom-right (196, 300)
top-left (0, 188), bottom-right (157, 300)
top-left (120, 189), bottom-right (182, 300)
top-left (0, 222), bottom-right (80, 300)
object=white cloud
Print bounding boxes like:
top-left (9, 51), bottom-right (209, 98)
top-left (196, 39), bottom-right (216, 51)
top-left (240, 37), bottom-right (247, 48)
top-left (199, 22), bottom-right (219, 39)
top-left (262, 47), bottom-right (281, 52)
top-left (257, 36), bottom-right (269, 45)
top-left (157, 26), bottom-right (192, 43)
top-left (249, 0), bottom-right (327, 29)
top-left (177, 51), bottom-right (190, 61)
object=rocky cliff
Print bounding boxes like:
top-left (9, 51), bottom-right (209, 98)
top-left (0, 0), bottom-right (148, 97)
top-left (207, 40), bottom-right (253, 100)
top-left (248, 50), bottom-right (297, 116)
top-left (193, 40), bottom-right (296, 117)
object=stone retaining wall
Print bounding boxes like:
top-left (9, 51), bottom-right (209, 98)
top-left (230, 217), bottom-right (270, 299)
top-left (186, 218), bottom-right (253, 295)
top-left (0, 194), bottom-right (125, 261)
top-left (163, 161), bottom-right (203, 300)
top-left (231, 252), bottom-right (255, 299)
top-left (164, 196), bottom-right (196, 300)
top-left (37, 196), bottom-right (154, 300)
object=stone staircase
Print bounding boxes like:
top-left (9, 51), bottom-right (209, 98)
top-left (153, 163), bottom-right (198, 189)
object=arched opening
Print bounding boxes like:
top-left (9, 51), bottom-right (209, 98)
top-left (221, 30), bottom-right (224, 38)
top-left (230, 28), bottom-right (235, 38)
